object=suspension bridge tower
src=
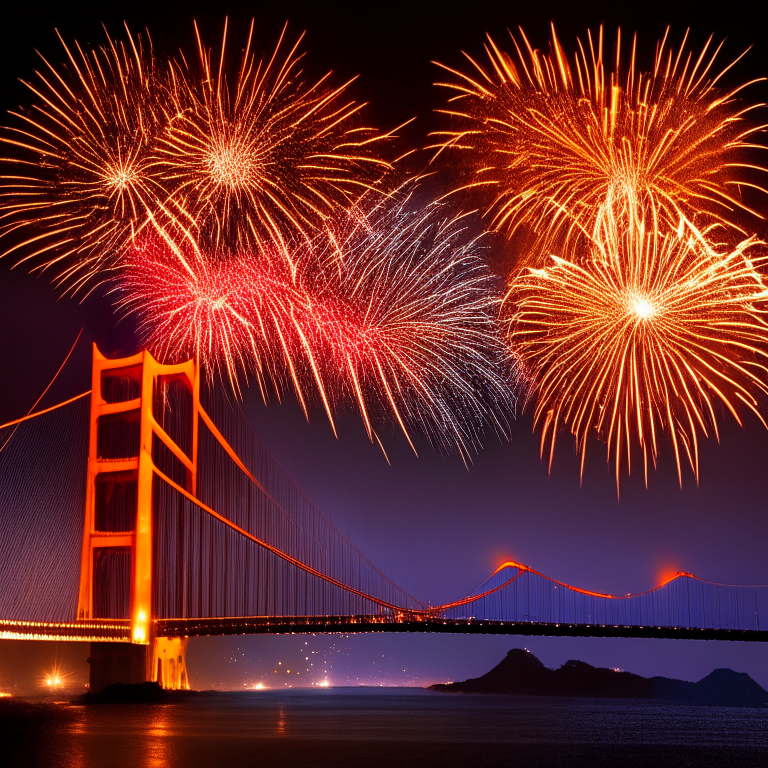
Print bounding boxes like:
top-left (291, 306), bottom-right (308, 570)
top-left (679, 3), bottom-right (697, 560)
top-left (78, 345), bottom-right (197, 691)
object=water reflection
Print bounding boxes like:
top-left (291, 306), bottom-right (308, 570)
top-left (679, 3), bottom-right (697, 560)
top-left (65, 704), bottom-right (88, 735)
top-left (32, 691), bottom-right (768, 768)
top-left (275, 705), bottom-right (287, 736)
top-left (144, 705), bottom-right (173, 767)
top-left (59, 704), bottom-right (88, 768)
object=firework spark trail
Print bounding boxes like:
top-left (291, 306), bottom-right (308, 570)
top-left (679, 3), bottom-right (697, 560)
top-left (154, 19), bottom-right (398, 252)
top-left (433, 25), bottom-right (768, 264)
top-left (0, 25), bottom-right (172, 292)
top-left (119, 189), bottom-right (518, 458)
top-left (507, 190), bottom-right (768, 488)
top-left (300, 191), bottom-right (518, 457)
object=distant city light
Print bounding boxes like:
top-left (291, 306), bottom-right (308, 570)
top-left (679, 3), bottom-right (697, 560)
top-left (41, 660), bottom-right (70, 693)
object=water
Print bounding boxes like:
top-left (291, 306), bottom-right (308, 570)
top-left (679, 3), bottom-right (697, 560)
top-left (12, 689), bottom-right (768, 767)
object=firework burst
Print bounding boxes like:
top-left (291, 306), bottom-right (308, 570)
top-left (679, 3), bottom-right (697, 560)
top-left (0, 26), bottom-right (171, 291)
top-left (508, 191), bottom-right (768, 487)
top-left (433, 25), bottom-right (767, 263)
top-left (299, 190), bottom-right (518, 456)
top-left (119, 230), bottom-right (305, 399)
top-left (153, 19), bottom-right (397, 251)
top-left (0, 20), bottom-right (398, 290)
top-left (118, 188), bottom-right (518, 458)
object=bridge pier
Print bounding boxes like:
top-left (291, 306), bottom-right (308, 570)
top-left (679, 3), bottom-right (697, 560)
top-left (88, 636), bottom-right (190, 692)
top-left (88, 642), bottom-right (150, 692)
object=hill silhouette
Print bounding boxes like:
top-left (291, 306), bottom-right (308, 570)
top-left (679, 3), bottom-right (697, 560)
top-left (429, 649), bottom-right (768, 707)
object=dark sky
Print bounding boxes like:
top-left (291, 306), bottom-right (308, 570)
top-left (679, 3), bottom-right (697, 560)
top-left (1, 0), bottom-right (768, 696)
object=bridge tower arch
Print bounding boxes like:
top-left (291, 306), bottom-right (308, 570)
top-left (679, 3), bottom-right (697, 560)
top-left (78, 344), bottom-right (197, 690)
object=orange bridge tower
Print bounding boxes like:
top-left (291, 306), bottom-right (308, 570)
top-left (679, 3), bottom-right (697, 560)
top-left (78, 345), bottom-right (197, 691)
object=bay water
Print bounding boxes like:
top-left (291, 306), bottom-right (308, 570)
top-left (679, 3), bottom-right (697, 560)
top-left (14, 688), bottom-right (768, 767)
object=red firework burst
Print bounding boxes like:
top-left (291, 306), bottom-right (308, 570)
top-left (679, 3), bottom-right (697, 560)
top-left (119, 231), bottom-right (306, 399)
top-left (118, 188), bottom-right (518, 458)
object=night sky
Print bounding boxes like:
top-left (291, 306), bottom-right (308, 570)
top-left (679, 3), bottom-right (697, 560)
top-left (1, 0), bottom-right (768, 696)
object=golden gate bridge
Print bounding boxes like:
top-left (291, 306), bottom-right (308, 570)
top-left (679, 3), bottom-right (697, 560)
top-left (0, 347), bottom-right (766, 691)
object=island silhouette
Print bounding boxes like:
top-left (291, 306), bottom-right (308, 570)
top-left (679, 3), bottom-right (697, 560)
top-left (429, 649), bottom-right (768, 707)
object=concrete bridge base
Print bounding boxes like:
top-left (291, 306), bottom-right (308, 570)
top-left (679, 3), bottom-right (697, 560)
top-left (88, 642), bottom-right (149, 692)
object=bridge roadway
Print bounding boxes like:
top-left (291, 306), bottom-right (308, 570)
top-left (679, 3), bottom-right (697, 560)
top-left (3, 617), bottom-right (766, 643)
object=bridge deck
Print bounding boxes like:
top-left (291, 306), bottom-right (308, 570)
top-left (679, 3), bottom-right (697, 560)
top-left (0, 619), bottom-right (131, 642)
top-left (157, 616), bottom-right (768, 642)
top-left (4, 616), bottom-right (764, 642)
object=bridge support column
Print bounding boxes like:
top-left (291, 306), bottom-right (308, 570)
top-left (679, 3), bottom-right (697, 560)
top-left (151, 637), bottom-right (190, 690)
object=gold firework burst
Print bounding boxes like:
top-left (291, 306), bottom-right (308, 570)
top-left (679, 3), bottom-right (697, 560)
top-left (434, 25), bottom-right (768, 264)
top-left (0, 26), bottom-right (172, 291)
top-left (507, 191), bottom-right (768, 487)
top-left (153, 19), bottom-right (398, 251)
